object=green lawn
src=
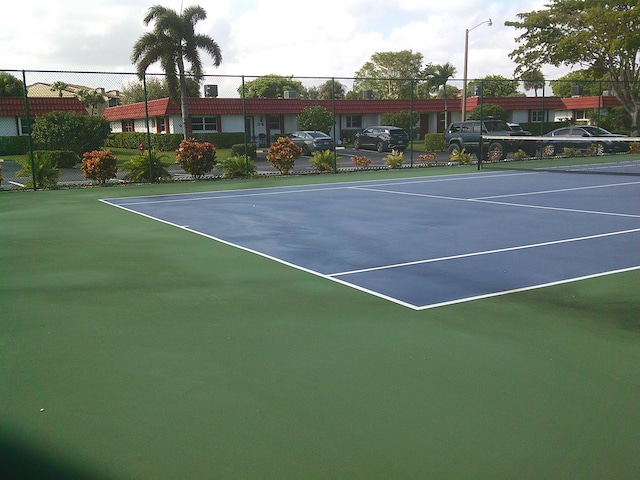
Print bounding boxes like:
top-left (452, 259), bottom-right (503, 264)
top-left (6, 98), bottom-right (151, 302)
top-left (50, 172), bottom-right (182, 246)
top-left (2, 169), bottom-right (640, 480)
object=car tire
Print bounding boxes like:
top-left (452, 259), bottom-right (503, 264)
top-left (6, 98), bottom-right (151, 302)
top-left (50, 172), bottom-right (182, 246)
top-left (447, 144), bottom-right (461, 156)
top-left (542, 144), bottom-right (555, 157)
top-left (302, 145), bottom-right (311, 155)
top-left (353, 139), bottom-right (360, 150)
top-left (487, 142), bottom-right (505, 161)
top-left (376, 142), bottom-right (385, 153)
top-left (596, 143), bottom-right (605, 155)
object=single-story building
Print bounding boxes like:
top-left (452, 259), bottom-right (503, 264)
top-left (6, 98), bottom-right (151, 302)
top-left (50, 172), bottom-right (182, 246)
top-left (102, 94), bottom-right (624, 144)
top-left (0, 96), bottom-right (87, 137)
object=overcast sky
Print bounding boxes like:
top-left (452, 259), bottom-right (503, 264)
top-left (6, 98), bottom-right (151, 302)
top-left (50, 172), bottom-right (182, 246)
top-left (2, 0), bottom-right (572, 93)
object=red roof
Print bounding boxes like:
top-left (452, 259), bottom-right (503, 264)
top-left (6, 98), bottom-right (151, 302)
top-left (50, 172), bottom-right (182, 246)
top-left (102, 95), bottom-right (622, 120)
top-left (0, 96), bottom-right (87, 116)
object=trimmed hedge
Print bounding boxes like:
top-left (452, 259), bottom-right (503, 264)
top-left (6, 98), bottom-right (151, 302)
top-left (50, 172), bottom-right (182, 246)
top-left (423, 133), bottom-right (446, 152)
top-left (231, 143), bottom-right (257, 160)
top-left (0, 136), bottom-right (30, 155)
top-left (104, 132), bottom-right (247, 151)
top-left (34, 150), bottom-right (80, 168)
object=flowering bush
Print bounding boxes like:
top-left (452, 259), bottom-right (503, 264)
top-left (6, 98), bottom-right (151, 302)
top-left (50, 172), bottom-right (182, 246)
top-left (80, 149), bottom-right (118, 183)
top-left (175, 138), bottom-right (217, 178)
top-left (417, 152), bottom-right (437, 166)
top-left (351, 155), bottom-right (371, 169)
top-left (266, 137), bottom-right (302, 174)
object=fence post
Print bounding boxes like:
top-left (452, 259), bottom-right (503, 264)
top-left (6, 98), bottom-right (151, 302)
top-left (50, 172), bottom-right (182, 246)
top-left (22, 70), bottom-right (37, 190)
top-left (142, 73), bottom-right (154, 182)
top-left (242, 75), bottom-right (249, 176)
top-left (332, 77), bottom-right (337, 173)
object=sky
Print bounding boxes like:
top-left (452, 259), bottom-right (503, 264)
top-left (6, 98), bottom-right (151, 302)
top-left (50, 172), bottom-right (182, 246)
top-left (2, 0), bottom-right (571, 94)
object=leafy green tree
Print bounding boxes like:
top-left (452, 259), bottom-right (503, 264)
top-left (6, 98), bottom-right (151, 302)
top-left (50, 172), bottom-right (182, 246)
top-left (308, 80), bottom-right (347, 100)
top-left (549, 69), bottom-right (607, 97)
top-left (521, 69), bottom-right (545, 97)
top-left (120, 77), bottom-right (201, 103)
top-left (468, 103), bottom-right (507, 121)
top-left (296, 106), bottom-right (334, 134)
top-left (0, 72), bottom-right (24, 96)
top-left (506, 0), bottom-right (640, 134)
top-left (380, 112), bottom-right (419, 137)
top-left (32, 111), bottom-right (111, 154)
top-left (239, 75), bottom-right (308, 98)
top-left (353, 50), bottom-right (428, 99)
top-left (131, 5), bottom-right (222, 140)
top-left (468, 75), bottom-right (521, 97)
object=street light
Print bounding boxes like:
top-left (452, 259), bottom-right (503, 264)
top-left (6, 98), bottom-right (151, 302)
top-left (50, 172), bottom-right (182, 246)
top-left (462, 18), bottom-right (492, 120)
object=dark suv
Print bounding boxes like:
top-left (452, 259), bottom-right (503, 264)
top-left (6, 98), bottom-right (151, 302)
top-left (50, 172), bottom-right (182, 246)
top-left (354, 126), bottom-right (409, 152)
top-left (444, 119), bottom-right (535, 160)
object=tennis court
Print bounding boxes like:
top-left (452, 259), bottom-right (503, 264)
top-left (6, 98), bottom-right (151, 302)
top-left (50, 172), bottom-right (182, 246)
top-left (4, 165), bottom-right (640, 480)
top-left (102, 170), bottom-right (640, 309)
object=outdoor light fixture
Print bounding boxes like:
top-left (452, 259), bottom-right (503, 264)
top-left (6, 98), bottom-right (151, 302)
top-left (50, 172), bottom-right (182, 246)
top-left (462, 18), bottom-right (492, 120)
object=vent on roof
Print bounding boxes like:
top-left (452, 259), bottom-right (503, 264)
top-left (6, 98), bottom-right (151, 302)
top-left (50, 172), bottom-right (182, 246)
top-left (571, 85), bottom-right (583, 97)
top-left (204, 85), bottom-right (218, 98)
top-left (363, 90), bottom-right (374, 99)
top-left (283, 90), bottom-right (297, 99)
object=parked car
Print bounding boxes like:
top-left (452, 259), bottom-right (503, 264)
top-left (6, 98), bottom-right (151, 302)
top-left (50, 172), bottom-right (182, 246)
top-left (445, 119), bottom-right (535, 160)
top-left (540, 126), bottom-right (629, 156)
top-left (289, 131), bottom-right (334, 155)
top-left (353, 126), bottom-right (409, 152)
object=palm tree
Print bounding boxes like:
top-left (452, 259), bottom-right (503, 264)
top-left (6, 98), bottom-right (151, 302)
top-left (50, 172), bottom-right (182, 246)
top-left (50, 81), bottom-right (68, 97)
top-left (522, 69), bottom-right (545, 97)
top-left (131, 5), bottom-right (222, 139)
top-left (428, 62), bottom-right (457, 130)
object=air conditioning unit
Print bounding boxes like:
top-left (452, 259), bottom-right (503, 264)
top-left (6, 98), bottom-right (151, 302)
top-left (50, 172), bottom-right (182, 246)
top-left (283, 90), bottom-right (297, 99)
top-left (602, 90), bottom-right (613, 96)
top-left (571, 85), bottom-right (583, 97)
top-left (363, 89), bottom-right (374, 99)
top-left (472, 85), bottom-right (482, 97)
top-left (204, 85), bottom-right (218, 98)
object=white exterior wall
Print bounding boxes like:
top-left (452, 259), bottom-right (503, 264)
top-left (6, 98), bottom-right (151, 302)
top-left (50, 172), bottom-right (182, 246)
top-left (510, 110), bottom-right (529, 124)
top-left (223, 115), bottom-right (244, 132)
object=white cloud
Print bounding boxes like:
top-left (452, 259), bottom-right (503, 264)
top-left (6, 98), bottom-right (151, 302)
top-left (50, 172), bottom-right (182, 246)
top-left (1, 0), bottom-right (569, 87)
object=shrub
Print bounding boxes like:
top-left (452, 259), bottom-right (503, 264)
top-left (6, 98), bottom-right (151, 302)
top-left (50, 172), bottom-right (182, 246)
top-left (32, 111), bottom-right (111, 154)
top-left (513, 149), bottom-right (529, 161)
top-left (175, 138), bottom-right (217, 178)
top-left (266, 136), bottom-right (302, 174)
top-left (16, 154), bottom-right (61, 188)
top-left (351, 155), bottom-right (372, 169)
top-left (309, 149), bottom-right (339, 172)
top-left (424, 133), bottom-right (446, 152)
top-left (219, 155), bottom-right (257, 178)
top-left (123, 151), bottom-right (172, 183)
top-left (384, 149), bottom-right (405, 169)
top-left (80, 150), bottom-right (118, 183)
top-left (562, 147), bottom-right (582, 158)
top-left (417, 152), bottom-right (437, 166)
top-left (231, 143), bottom-right (257, 160)
top-left (0, 136), bottom-right (29, 155)
top-left (448, 147), bottom-right (473, 164)
top-left (33, 150), bottom-right (79, 168)
top-left (629, 142), bottom-right (640, 154)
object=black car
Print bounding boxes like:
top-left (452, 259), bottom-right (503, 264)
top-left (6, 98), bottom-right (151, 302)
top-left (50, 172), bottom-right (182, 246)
top-left (540, 126), bottom-right (629, 156)
top-left (445, 119), bottom-right (535, 160)
top-left (354, 126), bottom-right (409, 152)
top-left (289, 131), bottom-right (334, 155)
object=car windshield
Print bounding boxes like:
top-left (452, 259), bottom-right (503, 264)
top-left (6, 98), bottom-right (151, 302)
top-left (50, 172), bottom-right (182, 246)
top-left (308, 131), bottom-right (328, 138)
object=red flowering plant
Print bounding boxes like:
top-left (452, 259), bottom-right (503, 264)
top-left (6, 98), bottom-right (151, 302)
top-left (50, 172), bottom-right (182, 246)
top-left (80, 149), bottom-right (118, 184)
top-left (266, 136), bottom-right (302, 174)
top-left (351, 155), bottom-right (372, 169)
top-left (175, 138), bottom-right (217, 178)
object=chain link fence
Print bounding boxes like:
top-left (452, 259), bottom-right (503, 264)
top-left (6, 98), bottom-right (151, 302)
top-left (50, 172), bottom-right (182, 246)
top-left (0, 70), bottom-right (631, 190)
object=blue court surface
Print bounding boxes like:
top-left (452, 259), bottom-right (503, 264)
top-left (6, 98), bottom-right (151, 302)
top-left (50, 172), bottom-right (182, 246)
top-left (102, 171), bottom-right (640, 309)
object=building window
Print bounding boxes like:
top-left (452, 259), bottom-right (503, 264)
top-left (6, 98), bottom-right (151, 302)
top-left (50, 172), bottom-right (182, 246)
top-left (346, 115), bottom-right (362, 128)
top-left (531, 110), bottom-right (545, 122)
top-left (268, 115), bottom-right (281, 130)
top-left (156, 117), bottom-right (166, 133)
top-left (192, 116), bottom-right (217, 132)
top-left (19, 117), bottom-right (34, 135)
top-left (123, 120), bottom-right (134, 132)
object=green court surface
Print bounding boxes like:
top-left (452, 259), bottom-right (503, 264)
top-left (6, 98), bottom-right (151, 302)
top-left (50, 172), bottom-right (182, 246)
top-left (2, 169), bottom-right (640, 479)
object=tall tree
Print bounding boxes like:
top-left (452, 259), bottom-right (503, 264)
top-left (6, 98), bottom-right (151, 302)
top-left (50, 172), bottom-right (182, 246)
top-left (50, 81), bottom-right (69, 97)
top-left (75, 89), bottom-right (106, 115)
top-left (549, 69), bottom-right (608, 97)
top-left (120, 77), bottom-right (201, 104)
top-left (353, 50), bottom-right (428, 99)
top-left (468, 75), bottom-right (522, 97)
top-left (238, 75), bottom-right (307, 98)
top-left (131, 4), bottom-right (222, 139)
top-left (521, 69), bottom-right (545, 97)
top-left (308, 80), bottom-right (347, 100)
top-left (506, 0), bottom-right (640, 134)
top-left (427, 62), bottom-right (457, 123)
top-left (0, 71), bottom-right (24, 96)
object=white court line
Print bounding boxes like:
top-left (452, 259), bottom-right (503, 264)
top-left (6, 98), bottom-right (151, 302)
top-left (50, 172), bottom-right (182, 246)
top-left (329, 227), bottom-right (640, 277)
top-left (473, 179), bottom-right (640, 200)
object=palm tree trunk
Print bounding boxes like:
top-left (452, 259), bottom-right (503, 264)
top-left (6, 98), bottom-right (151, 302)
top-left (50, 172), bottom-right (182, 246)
top-left (177, 55), bottom-right (190, 140)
